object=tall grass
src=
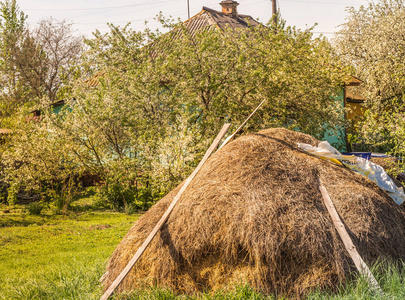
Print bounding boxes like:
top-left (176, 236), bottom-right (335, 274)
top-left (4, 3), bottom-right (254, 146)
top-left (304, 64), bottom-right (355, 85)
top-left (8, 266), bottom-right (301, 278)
top-left (307, 261), bottom-right (405, 300)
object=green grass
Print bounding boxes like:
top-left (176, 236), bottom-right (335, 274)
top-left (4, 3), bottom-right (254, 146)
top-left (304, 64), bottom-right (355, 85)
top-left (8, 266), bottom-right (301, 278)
top-left (0, 204), bottom-right (139, 300)
top-left (2, 204), bottom-right (405, 299)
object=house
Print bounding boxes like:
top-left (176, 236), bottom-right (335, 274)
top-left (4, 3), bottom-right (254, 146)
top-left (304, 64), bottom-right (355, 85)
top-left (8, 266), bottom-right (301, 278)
top-left (85, 1), bottom-right (260, 89)
top-left (27, 100), bottom-right (67, 122)
top-left (323, 76), bottom-right (366, 151)
top-left (183, 3), bottom-right (370, 151)
top-left (80, 1), bottom-right (367, 151)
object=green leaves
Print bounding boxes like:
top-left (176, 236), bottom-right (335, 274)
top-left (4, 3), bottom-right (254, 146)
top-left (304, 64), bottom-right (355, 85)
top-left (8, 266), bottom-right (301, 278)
top-left (2, 15), bottom-right (350, 209)
top-left (335, 0), bottom-right (405, 160)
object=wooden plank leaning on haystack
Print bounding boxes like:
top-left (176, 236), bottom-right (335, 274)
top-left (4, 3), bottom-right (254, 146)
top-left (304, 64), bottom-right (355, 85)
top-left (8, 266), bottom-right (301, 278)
top-left (100, 123), bottom-right (231, 300)
top-left (319, 179), bottom-right (383, 294)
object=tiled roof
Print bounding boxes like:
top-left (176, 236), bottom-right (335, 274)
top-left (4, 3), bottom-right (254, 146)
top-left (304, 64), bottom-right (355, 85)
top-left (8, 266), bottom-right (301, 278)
top-left (180, 6), bottom-right (260, 36)
top-left (85, 5), bottom-right (259, 87)
top-left (84, 72), bottom-right (105, 87)
top-left (346, 75), bottom-right (363, 86)
top-left (0, 128), bottom-right (12, 135)
top-left (183, 10), bottom-right (215, 34)
top-left (195, 6), bottom-right (260, 30)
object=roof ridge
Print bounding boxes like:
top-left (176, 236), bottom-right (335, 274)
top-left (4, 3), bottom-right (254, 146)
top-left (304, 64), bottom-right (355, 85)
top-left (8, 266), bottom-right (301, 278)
top-left (202, 6), bottom-right (221, 14)
top-left (238, 14), bottom-right (253, 18)
top-left (201, 6), bottom-right (258, 25)
top-left (201, 7), bottom-right (222, 29)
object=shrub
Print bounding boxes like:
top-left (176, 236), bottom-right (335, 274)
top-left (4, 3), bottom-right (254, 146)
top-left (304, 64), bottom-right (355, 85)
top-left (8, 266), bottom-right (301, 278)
top-left (26, 202), bottom-right (44, 215)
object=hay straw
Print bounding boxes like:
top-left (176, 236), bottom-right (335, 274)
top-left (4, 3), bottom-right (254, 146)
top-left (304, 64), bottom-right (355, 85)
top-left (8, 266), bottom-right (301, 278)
top-left (104, 128), bottom-right (405, 298)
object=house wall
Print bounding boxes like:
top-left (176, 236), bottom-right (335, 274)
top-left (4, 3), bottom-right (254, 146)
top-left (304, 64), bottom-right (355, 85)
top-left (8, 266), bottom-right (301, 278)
top-left (321, 87), bottom-right (347, 152)
top-left (53, 104), bottom-right (67, 114)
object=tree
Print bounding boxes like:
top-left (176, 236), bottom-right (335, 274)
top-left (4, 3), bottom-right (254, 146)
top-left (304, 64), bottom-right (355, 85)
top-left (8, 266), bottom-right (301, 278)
top-left (0, 0), bottom-right (27, 122)
top-left (81, 19), bottom-right (350, 138)
top-left (334, 0), bottom-right (405, 155)
top-left (60, 20), bottom-right (348, 203)
top-left (2, 16), bottom-right (350, 210)
top-left (22, 18), bottom-right (83, 103)
top-left (0, 1), bottom-right (84, 206)
top-left (0, 3), bottom-right (83, 127)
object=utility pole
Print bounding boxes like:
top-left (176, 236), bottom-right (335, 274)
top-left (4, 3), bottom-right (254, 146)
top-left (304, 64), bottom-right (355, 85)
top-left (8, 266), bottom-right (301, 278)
top-left (272, 0), bottom-right (277, 27)
top-left (187, 0), bottom-right (190, 19)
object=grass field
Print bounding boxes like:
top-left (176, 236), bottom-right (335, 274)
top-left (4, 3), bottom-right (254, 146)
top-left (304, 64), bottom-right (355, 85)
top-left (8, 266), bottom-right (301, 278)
top-left (0, 204), bottom-right (138, 300)
top-left (1, 204), bottom-right (405, 300)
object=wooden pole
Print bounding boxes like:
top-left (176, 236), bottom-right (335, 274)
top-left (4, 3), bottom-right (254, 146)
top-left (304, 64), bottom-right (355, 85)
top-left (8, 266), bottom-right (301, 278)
top-left (319, 180), bottom-right (382, 294)
top-left (272, 0), bottom-right (277, 27)
top-left (187, 0), bottom-right (190, 19)
top-left (218, 98), bottom-right (267, 150)
top-left (100, 123), bottom-right (231, 300)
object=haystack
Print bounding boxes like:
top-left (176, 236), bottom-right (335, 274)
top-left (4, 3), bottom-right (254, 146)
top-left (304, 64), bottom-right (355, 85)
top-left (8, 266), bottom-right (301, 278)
top-left (104, 128), bottom-right (405, 297)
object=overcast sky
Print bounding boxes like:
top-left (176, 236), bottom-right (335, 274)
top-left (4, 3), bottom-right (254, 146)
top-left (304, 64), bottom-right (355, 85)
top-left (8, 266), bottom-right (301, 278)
top-left (16, 0), bottom-right (372, 38)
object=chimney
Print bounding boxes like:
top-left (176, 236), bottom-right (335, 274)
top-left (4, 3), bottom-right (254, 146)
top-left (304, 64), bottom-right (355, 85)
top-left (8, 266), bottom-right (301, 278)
top-left (220, 0), bottom-right (239, 16)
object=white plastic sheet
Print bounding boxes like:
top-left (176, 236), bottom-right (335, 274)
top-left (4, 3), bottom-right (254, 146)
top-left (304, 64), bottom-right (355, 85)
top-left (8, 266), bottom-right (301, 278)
top-left (298, 141), bottom-right (405, 205)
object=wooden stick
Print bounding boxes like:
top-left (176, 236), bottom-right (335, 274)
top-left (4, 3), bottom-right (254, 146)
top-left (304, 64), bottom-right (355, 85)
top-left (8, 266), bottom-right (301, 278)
top-left (319, 180), bottom-right (382, 294)
top-left (218, 98), bottom-right (267, 150)
top-left (100, 123), bottom-right (231, 300)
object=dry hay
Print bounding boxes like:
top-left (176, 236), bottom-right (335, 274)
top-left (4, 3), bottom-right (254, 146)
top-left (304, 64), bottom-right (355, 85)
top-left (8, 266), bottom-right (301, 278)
top-left (104, 128), bottom-right (405, 298)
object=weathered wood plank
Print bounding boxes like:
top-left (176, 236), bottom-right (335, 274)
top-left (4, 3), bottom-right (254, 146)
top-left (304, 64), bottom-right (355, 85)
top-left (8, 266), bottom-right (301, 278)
top-left (319, 180), bottom-right (382, 293)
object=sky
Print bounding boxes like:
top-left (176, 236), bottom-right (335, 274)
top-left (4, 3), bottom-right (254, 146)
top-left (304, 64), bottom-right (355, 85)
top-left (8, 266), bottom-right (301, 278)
top-left (15, 0), bottom-right (373, 38)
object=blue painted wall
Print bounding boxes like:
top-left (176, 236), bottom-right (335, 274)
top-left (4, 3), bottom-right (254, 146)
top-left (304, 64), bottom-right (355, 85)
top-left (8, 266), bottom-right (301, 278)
top-left (321, 87), bottom-right (347, 152)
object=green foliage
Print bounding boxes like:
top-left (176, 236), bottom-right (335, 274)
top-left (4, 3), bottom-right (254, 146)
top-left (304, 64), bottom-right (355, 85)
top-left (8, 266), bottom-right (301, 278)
top-left (26, 201), bottom-right (44, 215)
top-left (335, 0), bottom-right (405, 164)
top-left (98, 180), bottom-right (161, 212)
top-left (0, 0), bottom-right (28, 121)
top-left (0, 191), bottom-right (5, 203)
top-left (0, 2), bottom-right (83, 130)
top-left (81, 18), bottom-right (348, 141)
top-left (65, 18), bottom-right (347, 205)
top-left (335, 0), bottom-right (405, 110)
top-left (6, 183), bottom-right (17, 205)
top-left (1, 113), bottom-right (81, 206)
top-left (2, 15), bottom-right (350, 211)
top-left (100, 180), bottom-right (136, 211)
top-left (0, 0), bottom-right (27, 66)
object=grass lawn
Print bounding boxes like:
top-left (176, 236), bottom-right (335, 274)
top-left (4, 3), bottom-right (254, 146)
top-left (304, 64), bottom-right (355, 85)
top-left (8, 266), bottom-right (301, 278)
top-left (1, 204), bottom-right (405, 300)
top-left (0, 204), bottom-right (139, 300)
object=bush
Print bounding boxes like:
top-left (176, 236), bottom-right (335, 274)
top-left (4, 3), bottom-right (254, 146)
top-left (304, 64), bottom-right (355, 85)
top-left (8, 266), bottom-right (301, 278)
top-left (123, 202), bottom-right (136, 215)
top-left (26, 202), bottom-right (44, 215)
top-left (100, 180), bottom-right (135, 211)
